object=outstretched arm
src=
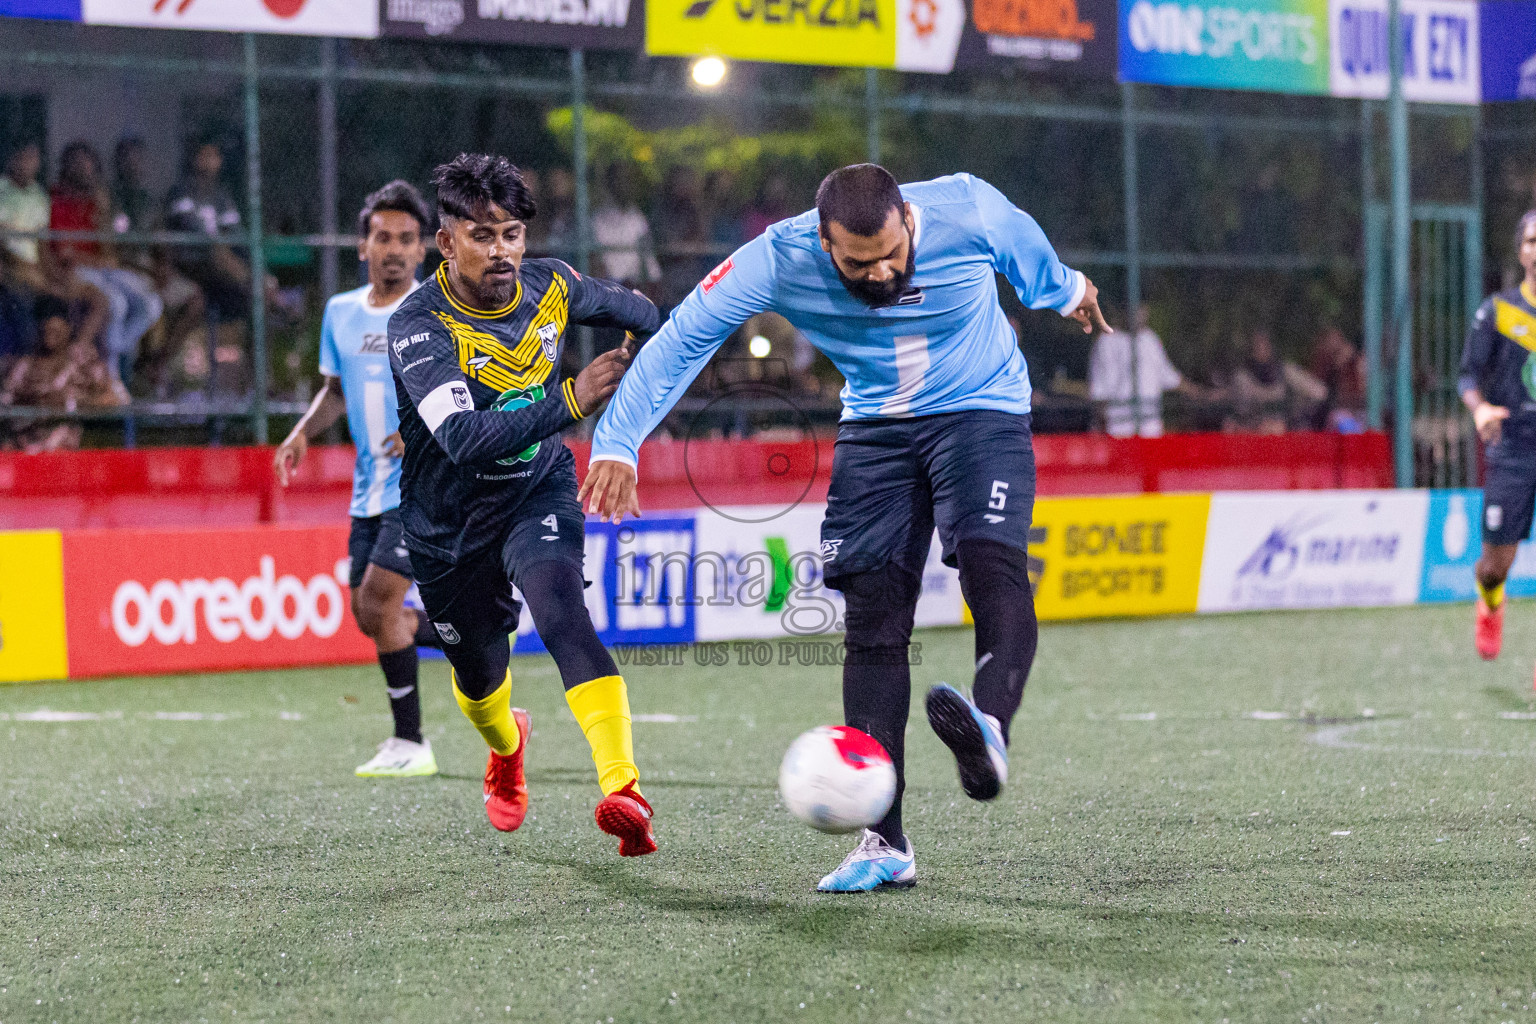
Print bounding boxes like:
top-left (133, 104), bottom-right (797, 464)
top-left (972, 175), bottom-right (1110, 335)
top-left (389, 311), bottom-right (631, 467)
top-left (566, 265), bottom-right (662, 335)
top-left (581, 236), bottom-right (778, 521)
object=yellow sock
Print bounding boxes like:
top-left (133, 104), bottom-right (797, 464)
top-left (1479, 580), bottom-right (1506, 609)
top-left (452, 669), bottom-right (521, 756)
top-left (565, 675), bottom-right (639, 796)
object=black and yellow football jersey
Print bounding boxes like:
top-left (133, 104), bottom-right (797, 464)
top-left (1460, 283), bottom-right (1536, 427)
top-left (388, 258), bottom-right (658, 563)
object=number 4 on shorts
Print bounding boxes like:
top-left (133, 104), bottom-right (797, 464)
top-left (541, 514), bottom-right (559, 541)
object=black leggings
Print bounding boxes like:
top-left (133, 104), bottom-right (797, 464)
top-left (840, 539), bottom-right (1038, 845)
top-left (448, 559), bottom-right (618, 701)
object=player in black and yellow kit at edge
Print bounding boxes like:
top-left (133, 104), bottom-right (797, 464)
top-left (387, 154), bottom-right (662, 854)
top-left (1460, 209), bottom-right (1536, 683)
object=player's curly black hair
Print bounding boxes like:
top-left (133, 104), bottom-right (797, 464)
top-left (430, 153), bottom-right (537, 225)
top-left (357, 179), bottom-right (432, 237)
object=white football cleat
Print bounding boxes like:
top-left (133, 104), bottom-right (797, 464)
top-left (354, 736), bottom-right (438, 778)
top-left (817, 829), bottom-right (916, 893)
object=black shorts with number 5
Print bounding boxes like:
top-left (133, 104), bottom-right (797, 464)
top-left (819, 409), bottom-right (1036, 590)
top-left (409, 454), bottom-right (588, 648)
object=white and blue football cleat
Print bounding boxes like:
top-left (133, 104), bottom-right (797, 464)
top-left (925, 682), bottom-right (1008, 801)
top-left (817, 829), bottom-right (916, 893)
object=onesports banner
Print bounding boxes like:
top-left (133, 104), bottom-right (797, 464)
top-left (1328, 0), bottom-right (1479, 103)
top-left (380, 0), bottom-right (643, 47)
top-left (81, 0), bottom-right (380, 36)
top-left (1118, 0), bottom-right (1331, 93)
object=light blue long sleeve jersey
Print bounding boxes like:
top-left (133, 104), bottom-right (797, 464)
top-left (591, 173), bottom-right (1085, 467)
top-left (319, 282), bottom-right (416, 518)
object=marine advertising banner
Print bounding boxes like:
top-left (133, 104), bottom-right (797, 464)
top-left (1118, 0), bottom-right (1331, 93)
top-left (380, 0), bottom-right (643, 47)
top-left (1479, 0), bottom-right (1536, 101)
top-left (1027, 493), bottom-right (1211, 621)
top-left (83, 0), bottom-right (380, 36)
top-left (1328, 0), bottom-right (1479, 103)
top-left (1198, 490), bottom-right (1429, 612)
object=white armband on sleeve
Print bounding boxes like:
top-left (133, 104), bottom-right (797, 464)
top-left (1053, 269), bottom-right (1087, 317)
top-left (418, 379), bottom-right (474, 434)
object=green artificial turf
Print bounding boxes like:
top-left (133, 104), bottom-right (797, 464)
top-left (2, 605), bottom-right (1535, 1023)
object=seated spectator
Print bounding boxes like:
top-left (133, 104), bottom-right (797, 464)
top-left (1227, 328), bottom-right (1327, 433)
top-left (1309, 324), bottom-right (1367, 432)
top-left (592, 162), bottom-right (660, 291)
top-left (1087, 303), bottom-right (1199, 437)
top-left (165, 141), bottom-right (273, 322)
top-left (113, 136), bottom-right (206, 400)
top-left (51, 140), bottom-right (161, 394)
top-left (0, 141), bottom-right (51, 294)
top-left (0, 294), bottom-right (123, 452)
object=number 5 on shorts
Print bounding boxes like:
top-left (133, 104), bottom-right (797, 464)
top-left (989, 480), bottom-right (1009, 510)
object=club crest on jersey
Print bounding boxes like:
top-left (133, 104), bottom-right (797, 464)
top-left (434, 621), bottom-right (461, 644)
top-left (451, 383), bottom-right (471, 410)
top-left (537, 321), bottom-right (560, 364)
top-left (702, 257), bottom-right (734, 292)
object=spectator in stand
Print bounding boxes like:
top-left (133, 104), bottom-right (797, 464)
top-left (592, 162), bottom-right (659, 291)
top-left (655, 165), bottom-right (712, 308)
top-left (0, 255), bottom-right (37, 375)
top-left (1227, 327), bottom-right (1327, 433)
top-left (0, 293), bottom-right (122, 452)
top-left (741, 172), bottom-right (792, 240)
top-left (1309, 324), bottom-right (1367, 431)
top-left (1087, 303), bottom-right (1199, 437)
top-left (51, 140), bottom-right (162, 395)
top-left (112, 136), bottom-right (205, 400)
top-left (165, 141), bottom-right (273, 321)
top-left (0, 141), bottom-right (51, 293)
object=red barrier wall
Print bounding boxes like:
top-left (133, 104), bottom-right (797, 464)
top-left (0, 432), bottom-right (1391, 529)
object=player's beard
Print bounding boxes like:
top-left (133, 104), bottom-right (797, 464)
top-left (472, 262), bottom-right (519, 308)
top-left (834, 233), bottom-right (917, 308)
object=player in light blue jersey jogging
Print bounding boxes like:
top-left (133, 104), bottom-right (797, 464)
top-left (581, 165), bottom-right (1109, 892)
top-left (274, 181), bottom-right (447, 779)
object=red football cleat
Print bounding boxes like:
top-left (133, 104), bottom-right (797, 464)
top-left (482, 708), bottom-right (531, 832)
top-left (1476, 598), bottom-right (1504, 661)
top-left (594, 780), bottom-right (656, 857)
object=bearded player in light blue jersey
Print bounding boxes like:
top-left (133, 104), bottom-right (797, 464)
top-left (581, 165), bottom-right (1109, 892)
top-left (274, 181), bottom-right (446, 779)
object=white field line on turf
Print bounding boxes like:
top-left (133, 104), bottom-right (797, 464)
top-left (1309, 721), bottom-right (1535, 759)
top-left (0, 710), bottom-right (300, 722)
top-left (633, 713), bottom-right (697, 723)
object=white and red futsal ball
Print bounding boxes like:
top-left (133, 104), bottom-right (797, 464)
top-left (778, 726), bottom-right (897, 834)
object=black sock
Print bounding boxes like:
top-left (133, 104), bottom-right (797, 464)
top-left (839, 565), bottom-right (920, 850)
top-left (412, 608), bottom-right (442, 650)
top-left (378, 646), bottom-right (423, 744)
top-left (957, 539), bottom-right (1038, 746)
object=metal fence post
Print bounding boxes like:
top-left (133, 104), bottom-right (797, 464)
top-left (571, 47), bottom-right (594, 370)
top-left (319, 37), bottom-right (339, 303)
top-left (1121, 81), bottom-right (1141, 434)
top-left (1388, 0), bottom-right (1412, 487)
top-left (1362, 99), bottom-right (1384, 429)
top-left (244, 32), bottom-right (269, 444)
top-left (865, 68), bottom-right (881, 165)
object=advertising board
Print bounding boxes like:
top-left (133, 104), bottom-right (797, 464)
top-left (82, 0), bottom-right (380, 37)
top-left (1328, 0), bottom-right (1479, 103)
top-left (61, 527), bottom-right (374, 679)
top-left (1197, 490), bottom-right (1428, 612)
top-left (1118, 0), bottom-right (1331, 93)
top-left (380, 0), bottom-right (642, 47)
top-left (1479, 0), bottom-right (1536, 101)
top-left (0, 531), bottom-right (68, 684)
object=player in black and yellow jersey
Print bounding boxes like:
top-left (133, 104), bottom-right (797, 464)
top-left (1460, 209), bottom-right (1536, 670)
top-left (387, 154), bottom-right (662, 855)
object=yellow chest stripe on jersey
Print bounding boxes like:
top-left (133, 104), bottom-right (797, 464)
top-left (433, 310), bottom-right (554, 393)
top-left (1494, 297), bottom-right (1536, 353)
top-left (508, 273), bottom-right (570, 368)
